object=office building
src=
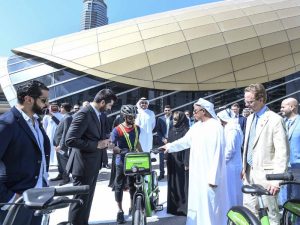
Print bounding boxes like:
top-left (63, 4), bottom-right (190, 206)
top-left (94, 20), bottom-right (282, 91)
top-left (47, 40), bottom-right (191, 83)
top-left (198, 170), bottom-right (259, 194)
top-left (81, 0), bottom-right (108, 30)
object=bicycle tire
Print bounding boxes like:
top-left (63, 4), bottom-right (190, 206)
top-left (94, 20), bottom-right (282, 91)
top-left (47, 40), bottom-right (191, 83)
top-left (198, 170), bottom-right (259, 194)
top-left (132, 196), bottom-right (147, 225)
top-left (227, 206), bottom-right (260, 225)
top-left (282, 209), bottom-right (300, 225)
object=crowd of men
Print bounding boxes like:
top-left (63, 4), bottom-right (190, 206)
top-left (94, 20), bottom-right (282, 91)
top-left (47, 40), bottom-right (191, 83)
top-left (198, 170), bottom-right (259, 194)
top-left (0, 80), bottom-right (299, 225)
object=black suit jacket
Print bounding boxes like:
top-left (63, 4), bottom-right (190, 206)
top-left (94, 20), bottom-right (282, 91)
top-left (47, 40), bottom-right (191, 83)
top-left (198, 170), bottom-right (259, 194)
top-left (156, 115), bottom-right (173, 145)
top-left (238, 115), bottom-right (247, 134)
top-left (65, 105), bottom-right (103, 176)
top-left (0, 107), bottom-right (50, 203)
top-left (53, 113), bottom-right (73, 151)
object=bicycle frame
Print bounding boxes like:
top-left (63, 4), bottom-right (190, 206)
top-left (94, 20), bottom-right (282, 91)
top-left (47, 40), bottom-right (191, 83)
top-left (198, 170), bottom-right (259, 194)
top-left (227, 184), bottom-right (271, 225)
top-left (124, 151), bottom-right (162, 223)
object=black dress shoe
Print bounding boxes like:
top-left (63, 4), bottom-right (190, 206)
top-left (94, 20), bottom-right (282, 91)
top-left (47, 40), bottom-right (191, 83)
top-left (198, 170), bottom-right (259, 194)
top-left (58, 178), bottom-right (70, 186)
top-left (103, 164), bottom-right (111, 169)
top-left (50, 174), bottom-right (63, 181)
top-left (158, 175), bottom-right (164, 181)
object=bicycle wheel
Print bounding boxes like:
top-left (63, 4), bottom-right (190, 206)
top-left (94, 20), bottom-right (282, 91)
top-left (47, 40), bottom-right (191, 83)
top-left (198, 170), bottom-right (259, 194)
top-left (282, 209), bottom-right (300, 225)
top-left (132, 196), bottom-right (147, 225)
top-left (227, 206), bottom-right (260, 225)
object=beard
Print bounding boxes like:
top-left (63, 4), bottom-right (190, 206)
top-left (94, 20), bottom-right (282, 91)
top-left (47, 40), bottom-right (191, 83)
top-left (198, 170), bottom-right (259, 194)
top-left (126, 119), bottom-right (135, 126)
top-left (32, 101), bottom-right (44, 115)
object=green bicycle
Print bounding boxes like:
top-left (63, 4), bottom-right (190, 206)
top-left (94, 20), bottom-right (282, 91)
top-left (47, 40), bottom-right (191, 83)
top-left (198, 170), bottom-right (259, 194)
top-left (124, 149), bottom-right (163, 225)
top-left (227, 172), bottom-right (300, 225)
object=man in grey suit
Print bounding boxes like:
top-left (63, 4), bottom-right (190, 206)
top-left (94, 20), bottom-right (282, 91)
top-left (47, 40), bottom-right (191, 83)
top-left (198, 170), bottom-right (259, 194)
top-left (66, 89), bottom-right (117, 225)
top-left (242, 83), bottom-right (289, 225)
top-left (53, 102), bottom-right (73, 186)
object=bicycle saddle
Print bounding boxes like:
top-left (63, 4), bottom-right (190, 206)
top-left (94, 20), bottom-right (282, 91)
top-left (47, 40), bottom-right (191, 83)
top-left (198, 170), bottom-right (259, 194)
top-left (242, 184), bottom-right (270, 196)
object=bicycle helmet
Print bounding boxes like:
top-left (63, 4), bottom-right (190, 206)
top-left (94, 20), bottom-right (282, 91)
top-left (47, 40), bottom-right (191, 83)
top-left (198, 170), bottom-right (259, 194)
top-left (120, 104), bottom-right (138, 116)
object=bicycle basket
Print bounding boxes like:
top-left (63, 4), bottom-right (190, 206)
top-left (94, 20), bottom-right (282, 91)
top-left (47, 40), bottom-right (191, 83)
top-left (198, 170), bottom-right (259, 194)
top-left (124, 152), bottom-right (151, 175)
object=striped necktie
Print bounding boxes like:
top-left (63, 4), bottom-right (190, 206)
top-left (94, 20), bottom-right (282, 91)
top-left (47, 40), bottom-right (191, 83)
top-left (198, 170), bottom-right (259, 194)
top-left (247, 114), bottom-right (258, 166)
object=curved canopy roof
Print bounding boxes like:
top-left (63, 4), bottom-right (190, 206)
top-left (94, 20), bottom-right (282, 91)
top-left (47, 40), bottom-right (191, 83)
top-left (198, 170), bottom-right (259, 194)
top-left (13, 0), bottom-right (300, 91)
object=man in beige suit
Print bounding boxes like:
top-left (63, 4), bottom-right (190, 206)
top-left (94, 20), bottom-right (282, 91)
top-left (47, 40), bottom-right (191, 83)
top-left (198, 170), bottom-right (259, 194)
top-left (241, 83), bottom-right (289, 225)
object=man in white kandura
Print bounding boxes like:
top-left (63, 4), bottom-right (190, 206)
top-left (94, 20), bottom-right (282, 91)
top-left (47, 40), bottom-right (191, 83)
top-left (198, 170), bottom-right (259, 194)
top-left (42, 102), bottom-right (63, 166)
top-left (135, 97), bottom-right (156, 152)
top-left (161, 98), bottom-right (229, 225)
top-left (218, 108), bottom-right (244, 208)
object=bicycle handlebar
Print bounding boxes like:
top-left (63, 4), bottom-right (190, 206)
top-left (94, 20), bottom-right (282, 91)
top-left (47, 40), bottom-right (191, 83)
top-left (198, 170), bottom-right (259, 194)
top-left (54, 185), bottom-right (90, 196)
top-left (150, 148), bottom-right (165, 154)
top-left (266, 172), bottom-right (294, 181)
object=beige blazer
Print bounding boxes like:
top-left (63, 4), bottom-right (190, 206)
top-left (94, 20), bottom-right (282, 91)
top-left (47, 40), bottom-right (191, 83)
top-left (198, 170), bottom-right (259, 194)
top-left (242, 109), bottom-right (289, 187)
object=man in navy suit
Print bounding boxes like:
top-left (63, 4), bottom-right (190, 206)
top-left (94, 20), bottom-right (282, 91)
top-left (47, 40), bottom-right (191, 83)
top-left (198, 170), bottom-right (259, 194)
top-left (231, 103), bottom-right (247, 134)
top-left (156, 105), bottom-right (173, 180)
top-left (53, 102), bottom-right (73, 186)
top-left (0, 80), bottom-right (51, 225)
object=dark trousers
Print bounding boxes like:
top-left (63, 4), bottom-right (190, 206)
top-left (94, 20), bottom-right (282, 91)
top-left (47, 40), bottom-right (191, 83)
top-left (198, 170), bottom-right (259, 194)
top-left (159, 152), bottom-right (165, 176)
top-left (57, 150), bottom-right (69, 180)
top-left (68, 174), bottom-right (98, 225)
top-left (114, 162), bottom-right (135, 202)
top-left (102, 149), bottom-right (108, 166)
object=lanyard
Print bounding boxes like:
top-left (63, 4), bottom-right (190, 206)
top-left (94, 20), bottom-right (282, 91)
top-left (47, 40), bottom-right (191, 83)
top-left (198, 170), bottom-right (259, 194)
top-left (119, 124), bottom-right (138, 152)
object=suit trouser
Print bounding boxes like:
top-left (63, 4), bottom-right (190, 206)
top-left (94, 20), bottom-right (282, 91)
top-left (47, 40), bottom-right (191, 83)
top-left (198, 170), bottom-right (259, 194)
top-left (159, 152), bottom-right (165, 176)
top-left (68, 174), bottom-right (98, 225)
top-left (57, 150), bottom-right (69, 179)
top-left (243, 166), bottom-right (280, 225)
top-left (102, 148), bottom-right (108, 166)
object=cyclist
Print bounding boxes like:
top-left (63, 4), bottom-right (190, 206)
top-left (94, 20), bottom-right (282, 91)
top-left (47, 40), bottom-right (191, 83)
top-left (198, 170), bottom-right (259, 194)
top-left (110, 104), bottom-right (143, 224)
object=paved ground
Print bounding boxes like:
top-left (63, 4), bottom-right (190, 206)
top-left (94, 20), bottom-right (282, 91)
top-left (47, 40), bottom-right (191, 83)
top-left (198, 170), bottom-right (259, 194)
top-left (48, 153), bottom-right (186, 225)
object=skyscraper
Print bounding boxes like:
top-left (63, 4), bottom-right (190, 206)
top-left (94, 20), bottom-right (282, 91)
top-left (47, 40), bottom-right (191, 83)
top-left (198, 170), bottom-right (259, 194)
top-left (81, 0), bottom-right (108, 30)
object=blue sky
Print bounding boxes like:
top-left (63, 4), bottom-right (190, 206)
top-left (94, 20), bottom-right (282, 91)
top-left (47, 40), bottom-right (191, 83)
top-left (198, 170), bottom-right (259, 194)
top-left (0, 0), bottom-right (219, 56)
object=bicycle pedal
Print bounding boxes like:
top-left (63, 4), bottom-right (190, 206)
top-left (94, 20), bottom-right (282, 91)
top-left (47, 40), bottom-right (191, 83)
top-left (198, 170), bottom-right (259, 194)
top-left (155, 204), bottom-right (163, 211)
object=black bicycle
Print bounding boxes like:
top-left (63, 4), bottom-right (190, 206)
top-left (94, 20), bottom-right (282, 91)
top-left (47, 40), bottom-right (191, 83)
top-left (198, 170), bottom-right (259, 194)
top-left (0, 185), bottom-right (90, 225)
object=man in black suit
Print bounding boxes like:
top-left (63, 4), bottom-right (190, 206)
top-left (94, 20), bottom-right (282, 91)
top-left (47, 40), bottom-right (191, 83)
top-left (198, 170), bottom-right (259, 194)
top-left (156, 105), bottom-right (173, 180)
top-left (66, 89), bottom-right (117, 225)
top-left (53, 102), bottom-right (73, 186)
top-left (0, 80), bottom-right (50, 225)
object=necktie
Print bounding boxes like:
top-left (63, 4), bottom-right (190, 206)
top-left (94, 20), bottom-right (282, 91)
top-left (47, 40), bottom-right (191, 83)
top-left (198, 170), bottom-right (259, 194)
top-left (286, 119), bottom-right (293, 131)
top-left (99, 113), bottom-right (107, 139)
top-left (247, 114), bottom-right (258, 166)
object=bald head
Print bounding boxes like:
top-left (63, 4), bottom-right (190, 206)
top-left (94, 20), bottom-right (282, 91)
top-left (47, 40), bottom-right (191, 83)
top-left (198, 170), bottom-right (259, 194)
top-left (281, 97), bottom-right (298, 118)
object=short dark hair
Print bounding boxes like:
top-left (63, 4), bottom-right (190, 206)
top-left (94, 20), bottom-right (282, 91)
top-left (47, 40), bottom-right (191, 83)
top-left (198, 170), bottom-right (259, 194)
top-left (61, 103), bottom-right (72, 112)
top-left (94, 89), bottom-right (117, 104)
top-left (16, 80), bottom-right (49, 104)
top-left (231, 103), bottom-right (240, 108)
top-left (164, 105), bottom-right (171, 109)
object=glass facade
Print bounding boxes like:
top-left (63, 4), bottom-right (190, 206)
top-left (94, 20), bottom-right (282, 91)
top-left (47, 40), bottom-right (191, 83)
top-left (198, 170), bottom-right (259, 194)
top-left (2, 54), bottom-right (300, 120)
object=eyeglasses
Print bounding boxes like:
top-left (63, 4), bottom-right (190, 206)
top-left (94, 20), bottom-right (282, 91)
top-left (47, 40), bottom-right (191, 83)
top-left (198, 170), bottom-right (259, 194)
top-left (74, 108), bottom-right (80, 110)
top-left (38, 97), bottom-right (49, 104)
top-left (244, 100), bottom-right (256, 106)
top-left (193, 108), bottom-right (203, 114)
top-left (140, 102), bottom-right (148, 105)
